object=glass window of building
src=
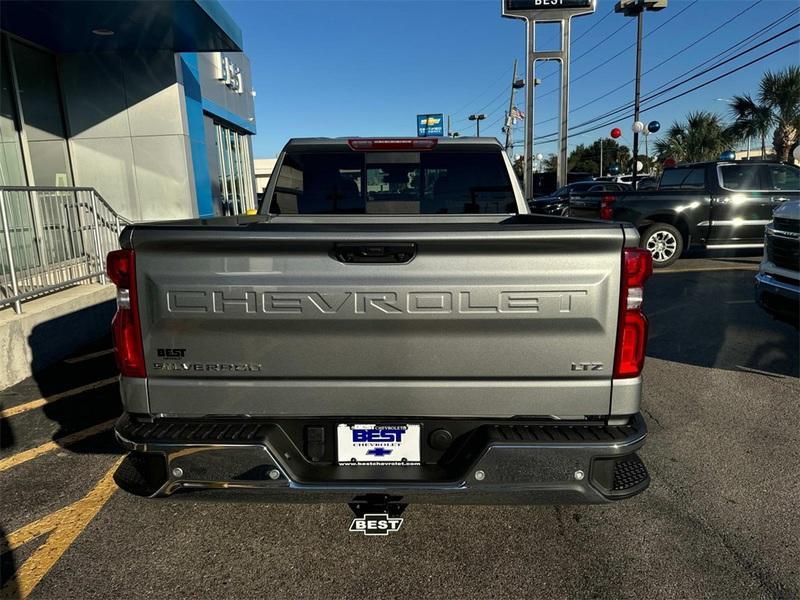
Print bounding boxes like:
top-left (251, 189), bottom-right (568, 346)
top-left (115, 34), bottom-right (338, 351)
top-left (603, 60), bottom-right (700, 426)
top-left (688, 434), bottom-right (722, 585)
top-left (9, 40), bottom-right (73, 187)
top-left (208, 120), bottom-right (254, 215)
top-left (0, 41), bottom-right (26, 185)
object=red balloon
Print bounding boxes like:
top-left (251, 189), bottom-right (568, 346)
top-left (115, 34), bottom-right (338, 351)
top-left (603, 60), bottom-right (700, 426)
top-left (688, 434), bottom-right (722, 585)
top-left (663, 158), bottom-right (677, 169)
top-left (610, 128), bottom-right (622, 139)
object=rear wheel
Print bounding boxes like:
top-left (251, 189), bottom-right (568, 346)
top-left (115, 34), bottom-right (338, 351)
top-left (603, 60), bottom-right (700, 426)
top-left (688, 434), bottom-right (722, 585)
top-left (640, 223), bottom-right (683, 268)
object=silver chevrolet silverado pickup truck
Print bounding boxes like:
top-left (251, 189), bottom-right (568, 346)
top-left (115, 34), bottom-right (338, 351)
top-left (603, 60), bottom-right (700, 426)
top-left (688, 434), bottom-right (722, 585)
top-left (110, 137), bottom-right (653, 511)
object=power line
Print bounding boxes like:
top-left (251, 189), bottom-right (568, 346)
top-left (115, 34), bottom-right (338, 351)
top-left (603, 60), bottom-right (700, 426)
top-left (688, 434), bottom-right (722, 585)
top-left (453, 5), bottom-right (627, 125)
top-left (535, 0), bottom-right (774, 126)
top-left (534, 39), bottom-right (799, 144)
top-left (494, 0), bottom-right (701, 138)
top-left (571, 5), bottom-right (615, 44)
top-left (452, 88), bottom-right (508, 125)
top-left (535, 5), bottom-right (614, 50)
top-left (449, 65), bottom-right (515, 120)
top-left (536, 21), bottom-right (800, 135)
top-left (536, 0), bottom-right (699, 97)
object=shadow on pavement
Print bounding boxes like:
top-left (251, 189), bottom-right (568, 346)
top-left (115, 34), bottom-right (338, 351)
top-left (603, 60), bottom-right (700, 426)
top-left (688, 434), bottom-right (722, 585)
top-left (645, 269), bottom-right (799, 377)
top-left (0, 413), bottom-right (13, 450)
top-left (34, 333), bottom-right (122, 454)
top-left (0, 523), bottom-right (19, 599)
top-left (0, 303), bottom-right (122, 457)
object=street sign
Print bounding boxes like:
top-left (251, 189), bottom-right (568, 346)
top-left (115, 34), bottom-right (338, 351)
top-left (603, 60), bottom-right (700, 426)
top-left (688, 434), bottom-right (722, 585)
top-left (417, 114), bottom-right (444, 137)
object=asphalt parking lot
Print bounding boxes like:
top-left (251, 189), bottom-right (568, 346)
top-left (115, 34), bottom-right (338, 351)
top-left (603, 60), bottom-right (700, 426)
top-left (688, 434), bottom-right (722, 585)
top-left (1, 255), bottom-right (798, 600)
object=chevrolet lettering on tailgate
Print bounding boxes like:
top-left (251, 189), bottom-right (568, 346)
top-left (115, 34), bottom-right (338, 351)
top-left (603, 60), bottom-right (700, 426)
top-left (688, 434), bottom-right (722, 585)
top-left (165, 288), bottom-right (591, 317)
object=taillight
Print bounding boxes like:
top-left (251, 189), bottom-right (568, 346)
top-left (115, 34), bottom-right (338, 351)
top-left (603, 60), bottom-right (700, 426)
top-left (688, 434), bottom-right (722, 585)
top-left (107, 249), bottom-right (145, 378)
top-left (599, 195), bottom-right (616, 220)
top-left (613, 248), bottom-right (652, 378)
top-left (347, 138), bottom-right (438, 151)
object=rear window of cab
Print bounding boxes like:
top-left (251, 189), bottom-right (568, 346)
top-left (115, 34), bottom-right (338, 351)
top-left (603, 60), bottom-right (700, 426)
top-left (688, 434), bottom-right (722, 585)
top-left (268, 151), bottom-right (516, 215)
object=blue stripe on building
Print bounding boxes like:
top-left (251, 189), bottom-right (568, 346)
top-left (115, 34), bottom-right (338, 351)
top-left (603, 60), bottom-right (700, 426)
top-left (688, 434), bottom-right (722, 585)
top-left (180, 53), bottom-right (215, 217)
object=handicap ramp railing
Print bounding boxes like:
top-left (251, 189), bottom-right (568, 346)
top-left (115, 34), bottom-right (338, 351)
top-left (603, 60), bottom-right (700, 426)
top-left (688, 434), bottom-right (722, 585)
top-left (0, 186), bottom-right (131, 314)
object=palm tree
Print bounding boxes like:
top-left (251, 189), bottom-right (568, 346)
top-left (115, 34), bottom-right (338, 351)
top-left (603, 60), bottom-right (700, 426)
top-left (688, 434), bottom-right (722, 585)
top-left (728, 94), bottom-right (773, 159)
top-left (759, 65), bottom-right (800, 162)
top-left (654, 111), bottom-right (735, 163)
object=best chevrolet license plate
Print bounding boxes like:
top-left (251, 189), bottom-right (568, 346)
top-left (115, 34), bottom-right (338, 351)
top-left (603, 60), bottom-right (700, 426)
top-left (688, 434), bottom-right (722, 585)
top-left (337, 424), bottom-right (421, 465)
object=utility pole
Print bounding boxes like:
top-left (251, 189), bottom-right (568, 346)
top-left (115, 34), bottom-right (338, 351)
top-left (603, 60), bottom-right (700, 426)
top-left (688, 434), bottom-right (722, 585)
top-left (503, 60), bottom-right (525, 157)
top-left (615, 0), bottom-right (667, 189)
top-left (525, 22), bottom-right (536, 200)
top-left (632, 9), bottom-right (643, 188)
top-left (447, 115), bottom-right (451, 137)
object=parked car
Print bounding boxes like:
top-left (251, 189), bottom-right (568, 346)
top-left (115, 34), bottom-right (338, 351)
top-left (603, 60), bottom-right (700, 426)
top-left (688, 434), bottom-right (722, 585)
top-left (530, 171), bottom-right (594, 198)
top-left (569, 161), bottom-right (800, 267)
top-left (636, 176), bottom-right (658, 190)
top-left (529, 180), bottom-right (627, 216)
top-left (756, 200), bottom-right (799, 328)
top-left (110, 136), bottom-right (654, 513)
top-left (595, 174), bottom-right (638, 185)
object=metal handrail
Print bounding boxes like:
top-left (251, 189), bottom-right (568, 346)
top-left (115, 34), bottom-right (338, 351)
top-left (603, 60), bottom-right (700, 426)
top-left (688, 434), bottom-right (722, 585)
top-left (0, 186), bottom-right (132, 314)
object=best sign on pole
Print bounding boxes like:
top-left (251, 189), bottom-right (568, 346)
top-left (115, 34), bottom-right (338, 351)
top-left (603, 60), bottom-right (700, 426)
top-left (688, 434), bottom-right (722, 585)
top-left (502, 0), bottom-right (596, 197)
top-left (505, 0), bottom-right (592, 8)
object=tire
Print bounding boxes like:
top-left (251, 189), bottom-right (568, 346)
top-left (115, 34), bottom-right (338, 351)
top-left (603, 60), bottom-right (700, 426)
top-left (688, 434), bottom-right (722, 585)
top-left (640, 223), bottom-right (684, 268)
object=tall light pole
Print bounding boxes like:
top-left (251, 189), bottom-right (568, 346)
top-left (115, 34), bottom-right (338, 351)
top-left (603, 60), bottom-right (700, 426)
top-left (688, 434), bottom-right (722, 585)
top-left (469, 114), bottom-right (486, 137)
top-left (615, 0), bottom-right (667, 189)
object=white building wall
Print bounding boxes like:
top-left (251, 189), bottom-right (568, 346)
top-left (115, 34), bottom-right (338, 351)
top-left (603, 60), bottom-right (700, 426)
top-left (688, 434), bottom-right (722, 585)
top-left (59, 51), bottom-right (197, 221)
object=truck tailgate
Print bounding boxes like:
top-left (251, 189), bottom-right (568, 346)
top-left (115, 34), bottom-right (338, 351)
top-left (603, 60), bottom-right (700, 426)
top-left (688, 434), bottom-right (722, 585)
top-left (128, 218), bottom-right (625, 418)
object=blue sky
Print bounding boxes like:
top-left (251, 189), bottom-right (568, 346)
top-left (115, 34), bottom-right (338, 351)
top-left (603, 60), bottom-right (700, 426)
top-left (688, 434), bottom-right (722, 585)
top-left (223, 0), bottom-right (800, 158)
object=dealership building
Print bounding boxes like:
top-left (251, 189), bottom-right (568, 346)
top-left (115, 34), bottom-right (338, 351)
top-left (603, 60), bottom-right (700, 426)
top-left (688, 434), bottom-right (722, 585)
top-left (0, 0), bottom-right (257, 220)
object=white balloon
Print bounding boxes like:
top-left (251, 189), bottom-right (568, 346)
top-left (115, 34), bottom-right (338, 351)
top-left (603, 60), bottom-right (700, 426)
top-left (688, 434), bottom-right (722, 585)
top-left (632, 121), bottom-right (645, 134)
top-left (794, 145), bottom-right (800, 161)
top-left (635, 161), bottom-right (644, 172)
top-left (536, 153), bottom-right (544, 161)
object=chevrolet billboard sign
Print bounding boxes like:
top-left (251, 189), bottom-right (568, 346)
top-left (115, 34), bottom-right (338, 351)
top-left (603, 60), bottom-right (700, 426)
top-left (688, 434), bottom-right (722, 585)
top-left (417, 114), bottom-right (444, 137)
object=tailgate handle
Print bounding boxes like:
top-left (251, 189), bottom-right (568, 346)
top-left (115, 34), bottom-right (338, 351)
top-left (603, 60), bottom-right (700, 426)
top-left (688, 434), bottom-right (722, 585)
top-left (334, 243), bottom-right (416, 264)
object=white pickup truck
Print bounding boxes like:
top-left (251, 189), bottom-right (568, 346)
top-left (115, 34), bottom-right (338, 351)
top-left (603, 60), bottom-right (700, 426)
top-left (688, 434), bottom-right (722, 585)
top-left (756, 200), bottom-right (799, 327)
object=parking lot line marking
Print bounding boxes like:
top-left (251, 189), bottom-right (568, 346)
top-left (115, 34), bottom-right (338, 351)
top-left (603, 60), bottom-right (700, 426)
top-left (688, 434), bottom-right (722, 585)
top-left (63, 348), bottom-right (114, 364)
top-left (1, 456), bottom-right (123, 600)
top-left (0, 377), bottom-right (118, 419)
top-left (0, 419), bottom-right (116, 473)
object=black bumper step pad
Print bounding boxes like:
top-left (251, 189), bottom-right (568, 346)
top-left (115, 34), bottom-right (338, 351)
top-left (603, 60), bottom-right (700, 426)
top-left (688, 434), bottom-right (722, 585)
top-left (612, 456), bottom-right (649, 491)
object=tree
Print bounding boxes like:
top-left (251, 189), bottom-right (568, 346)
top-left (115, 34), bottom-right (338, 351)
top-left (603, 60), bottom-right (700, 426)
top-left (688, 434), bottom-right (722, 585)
top-left (759, 65), bottom-right (800, 162)
top-left (535, 141), bottom-right (631, 175)
top-left (542, 153), bottom-right (558, 172)
top-left (512, 155), bottom-right (524, 180)
top-left (654, 111), bottom-right (736, 163)
top-left (566, 139), bottom-right (631, 175)
top-left (728, 94), bottom-right (773, 159)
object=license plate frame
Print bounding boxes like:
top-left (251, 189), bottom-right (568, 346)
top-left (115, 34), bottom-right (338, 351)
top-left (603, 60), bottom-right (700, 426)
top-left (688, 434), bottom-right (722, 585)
top-left (337, 423), bottom-right (421, 465)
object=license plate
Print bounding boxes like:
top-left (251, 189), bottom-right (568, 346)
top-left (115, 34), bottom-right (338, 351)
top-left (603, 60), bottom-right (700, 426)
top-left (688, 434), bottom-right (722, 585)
top-left (337, 424), bottom-right (421, 465)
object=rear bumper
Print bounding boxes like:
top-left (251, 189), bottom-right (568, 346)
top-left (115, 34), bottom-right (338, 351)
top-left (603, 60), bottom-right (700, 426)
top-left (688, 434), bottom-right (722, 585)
top-left (755, 272), bottom-right (799, 326)
top-left (114, 414), bottom-right (649, 505)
